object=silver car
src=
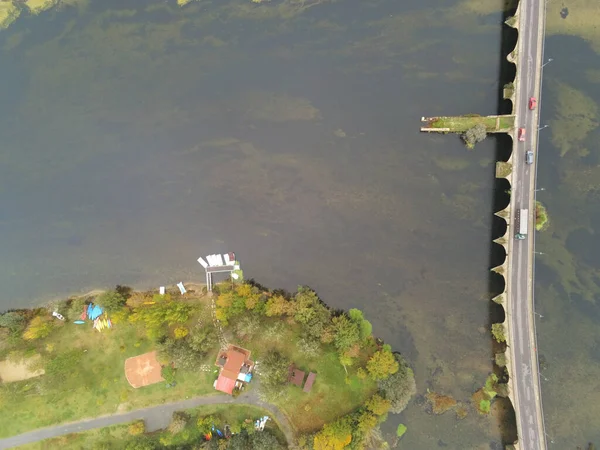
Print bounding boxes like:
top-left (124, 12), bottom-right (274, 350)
top-left (526, 150), bottom-right (534, 165)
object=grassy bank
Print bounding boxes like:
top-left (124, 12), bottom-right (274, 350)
top-left (426, 114), bottom-right (514, 132)
top-left (18, 404), bottom-right (286, 450)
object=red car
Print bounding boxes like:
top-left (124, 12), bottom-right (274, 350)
top-left (518, 128), bottom-right (526, 142)
top-left (529, 97), bottom-right (537, 110)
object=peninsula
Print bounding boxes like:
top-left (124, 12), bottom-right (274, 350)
top-left (0, 280), bottom-right (416, 449)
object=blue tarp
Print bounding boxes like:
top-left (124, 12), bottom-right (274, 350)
top-left (88, 304), bottom-right (103, 320)
top-left (244, 373), bottom-right (253, 383)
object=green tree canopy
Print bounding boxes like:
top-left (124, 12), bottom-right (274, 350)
top-left (366, 348), bottom-right (399, 380)
top-left (96, 290), bottom-right (127, 313)
top-left (378, 354), bottom-right (416, 413)
top-left (0, 311), bottom-right (26, 333)
top-left (331, 314), bottom-right (360, 352)
top-left (348, 308), bottom-right (373, 341)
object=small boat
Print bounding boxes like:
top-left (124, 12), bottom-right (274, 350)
top-left (74, 320), bottom-right (85, 325)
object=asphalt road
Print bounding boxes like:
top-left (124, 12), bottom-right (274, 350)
top-left (509, 0), bottom-right (546, 448)
top-left (0, 391), bottom-right (296, 450)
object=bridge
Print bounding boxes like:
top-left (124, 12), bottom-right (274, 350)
top-left (420, 0), bottom-right (548, 448)
top-left (498, 0), bottom-right (547, 448)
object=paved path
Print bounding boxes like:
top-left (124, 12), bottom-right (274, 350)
top-left (507, 0), bottom-right (547, 448)
top-left (0, 390), bottom-right (296, 450)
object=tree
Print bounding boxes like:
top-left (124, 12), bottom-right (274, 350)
top-left (331, 315), bottom-right (360, 352)
top-left (461, 123), bottom-right (487, 149)
top-left (173, 326), bottom-right (188, 339)
top-left (265, 295), bottom-right (291, 317)
top-left (168, 411), bottom-right (188, 434)
top-left (348, 308), bottom-right (373, 341)
top-left (197, 415), bottom-right (217, 434)
top-left (228, 431), bottom-right (250, 450)
top-left (313, 417), bottom-right (353, 450)
top-left (129, 297), bottom-right (192, 340)
top-left (378, 355), bottom-right (416, 414)
top-left (491, 323), bottom-right (506, 342)
top-left (259, 351), bottom-right (290, 399)
top-left (96, 291), bottom-right (127, 313)
top-left (0, 312), bottom-right (26, 333)
top-left (367, 348), bottom-right (399, 380)
top-left (366, 394), bottom-right (391, 416)
top-left (356, 412), bottom-right (378, 433)
top-left (22, 316), bottom-right (54, 341)
top-left (124, 437), bottom-right (157, 450)
top-left (293, 287), bottom-right (331, 327)
top-left (297, 336), bottom-right (321, 357)
top-left (234, 315), bottom-right (260, 341)
top-left (128, 420), bottom-right (145, 436)
top-left (250, 430), bottom-right (285, 450)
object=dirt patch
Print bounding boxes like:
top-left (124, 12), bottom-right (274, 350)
top-left (124, 351), bottom-right (164, 388)
top-left (0, 354), bottom-right (45, 382)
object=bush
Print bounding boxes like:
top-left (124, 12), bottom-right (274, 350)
top-left (366, 348), bottom-right (399, 380)
top-left (162, 365), bottom-right (176, 384)
top-left (0, 312), bottom-right (26, 333)
top-left (168, 411), bottom-right (188, 434)
top-left (173, 327), bottom-right (188, 339)
top-left (96, 291), bottom-right (127, 313)
top-left (128, 420), bottom-right (146, 436)
top-left (378, 355), bottom-right (416, 414)
top-left (22, 316), bottom-right (54, 341)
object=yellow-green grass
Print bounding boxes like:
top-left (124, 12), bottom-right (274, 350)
top-left (0, 297), bottom-right (217, 438)
top-left (427, 115), bottom-right (514, 132)
top-left (231, 317), bottom-right (378, 432)
top-left (535, 201), bottom-right (549, 231)
top-left (17, 404), bottom-right (285, 450)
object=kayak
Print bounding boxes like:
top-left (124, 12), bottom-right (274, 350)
top-left (74, 320), bottom-right (85, 324)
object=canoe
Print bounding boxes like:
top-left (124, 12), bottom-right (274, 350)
top-left (74, 320), bottom-right (85, 324)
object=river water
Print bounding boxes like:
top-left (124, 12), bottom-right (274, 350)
top-left (1, 0), bottom-right (596, 447)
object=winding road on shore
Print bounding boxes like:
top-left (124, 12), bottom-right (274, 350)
top-left (0, 391), bottom-right (296, 450)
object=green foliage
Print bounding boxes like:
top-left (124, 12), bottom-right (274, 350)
top-left (495, 352), bottom-right (507, 367)
top-left (313, 416), bottom-right (353, 450)
top-left (66, 297), bottom-right (87, 321)
top-left (161, 365), bottom-right (176, 384)
top-left (0, 312), bottom-right (26, 333)
top-left (234, 315), bottom-right (260, 341)
top-left (158, 325), bottom-right (217, 370)
top-left (128, 420), bottom-right (146, 436)
top-left (378, 355), bottom-right (416, 414)
top-left (115, 285), bottom-right (133, 299)
top-left (96, 291), bottom-right (127, 313)
top-left (491, 323), bottom-right (506, 343)
top-left (331, 314), bottom-right (360, 352)
top-left (129, 295), bottom-right (192, 341)
top-left (250, 430), bottom-right (285, 450)
top-left (265, 294), bottom-right (291, 317)
top-left (22, 316), bottom-right (54, 341)
top-left (365, 394), bottom-right (391, 416)
top-left (124, 436), bottom-right (157, 450)
top-left (294, 287), bottom-right (332, 339)
top-left (196, 414), bottom-right (217, 434)
top-left (259, 351), bottom-right (290, 400)
top-left (396, 423), bottom-right (407, 437)
top-left (297, 336), bottom-right (322, 357)
top-left (348, 308), bottom-right (373, 341)
top-left (366, 348), bottom-right (399, 380)
top-left (168, 411), bottom-right (188, 434)
top-left (479, 399), bottom-right (491, 413)
top-left (461, 123), bottom-right (487, 149)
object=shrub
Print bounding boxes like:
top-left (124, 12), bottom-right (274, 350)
top-left (22, 316), bottom-right (54, 341)
top-left (378, 355), bottom-right (416, 414)
top-left (168, 411), bottom-right (188, 434)
top-left (0, 312), bottom-right (26, 333)
top-left (128, 420), bottom-right (146, 436)
top-left (162, 365), bottom-right (176, 384)
top-left (96, 291), bottom-right (127, 313)
top-left (366, 348), bottom-right (399, 380)
top-left (173, 327), bottom-right (189, 339)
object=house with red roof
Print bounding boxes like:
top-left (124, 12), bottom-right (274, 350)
top-left (213, 345), bottom-right (254, 395)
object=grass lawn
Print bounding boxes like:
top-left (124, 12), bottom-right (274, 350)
top-left (17, 404), bottom-right (286, 450)
top-left (0, 294), bottom-right (218, 438)
top-left (229, 318), bottom-right (378, 432)
top-left (428, 115), bottom-right (514, 132)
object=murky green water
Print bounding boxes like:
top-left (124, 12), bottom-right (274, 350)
top-left (534, 30), bottom-right (600, 448)
top-left (0, 0), bottom-right (578, 447)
